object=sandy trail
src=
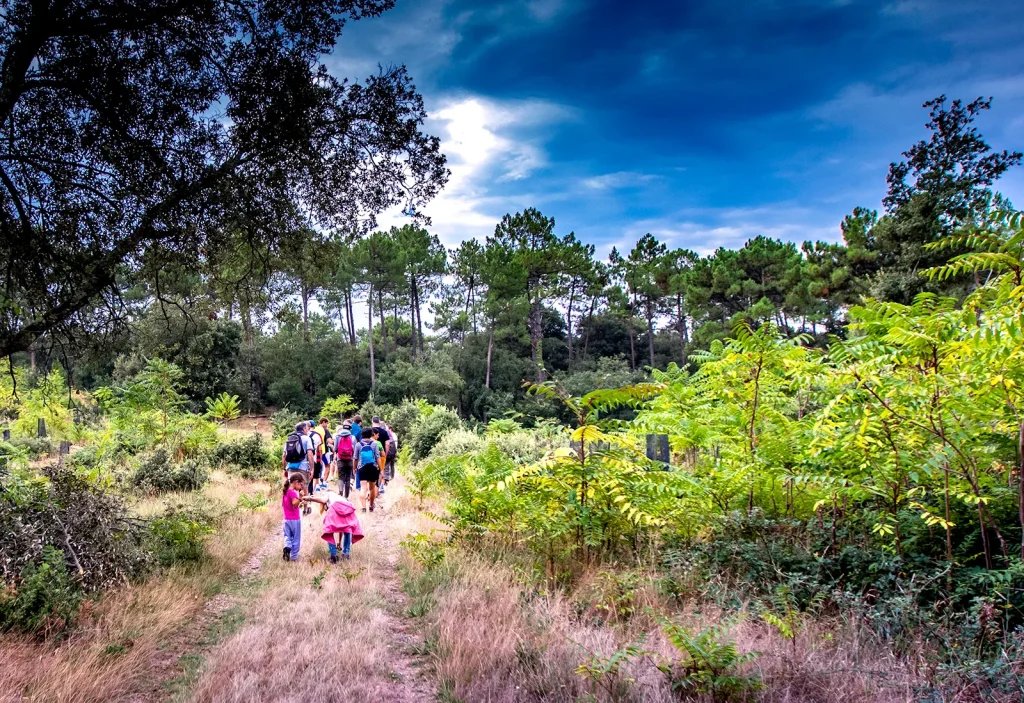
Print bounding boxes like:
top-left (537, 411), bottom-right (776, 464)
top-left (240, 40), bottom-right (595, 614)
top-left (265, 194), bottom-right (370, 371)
top-left (180, 478), bottom-right (434, 703)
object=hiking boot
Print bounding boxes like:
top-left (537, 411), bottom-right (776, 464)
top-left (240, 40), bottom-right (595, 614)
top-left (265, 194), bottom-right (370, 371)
top-left (343, 553), bottom-right (351, 561)
top-left (283, 547), bottom-right (290, 561)
top-left (329, 554), bottom-right (338, 565)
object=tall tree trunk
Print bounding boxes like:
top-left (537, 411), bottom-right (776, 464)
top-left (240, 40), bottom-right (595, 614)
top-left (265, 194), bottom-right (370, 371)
top-left (367, 284), bottom-right (376, 389)
top-left (566, 281), bottom-right (576, 368)
top-left (409, 277), bottom-right (419, 357)
top-left (627, 296), bottom-right (637, 371)
top-left (485, 324), bottom-right (494, 390)
top-left (676, 293), bottom-right (687, 364)
top-left (415, 280), bottom-right (425, 356)
top-left (300, 282), bottom-right (310, 343)
top-left (528, 291), bottom-right (545, 382)
top-left (393, 298), bottom-right (401, 353)
top-left (646, 305), bottom-right (656, 368)
top-left (582, 295), bottom-right (597, 362)
top-left (345, 287), bottom-right (356, 346)
top-left (462, 279), bottom-right (474, 345)
top-left (377, 288), bottom-right (389, 359)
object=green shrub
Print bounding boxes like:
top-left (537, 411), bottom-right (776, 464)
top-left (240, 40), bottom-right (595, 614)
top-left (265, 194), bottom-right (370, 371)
top-left (270, 408), bottom-right (304, 440)
top-left (148, 505), bottom-right (216, 567)
top-left (0, 546), bottom-right (83, 634)
top-left (7, 435), bottom-right (54, 459)
top-left (0, 466), bottom-right (151, 592)
top-left (409, 407), bottom-right (461, 461)
top-left (488, 430), bottom-right (562, 465)
top-left (386, 399), bottom-right (423, 440)
top-left (208, 433), bottom-right (273, 479)
top-left (425, 428), bottom-right (485, 461)
top-left (133, 450), bottom-right (208, 493)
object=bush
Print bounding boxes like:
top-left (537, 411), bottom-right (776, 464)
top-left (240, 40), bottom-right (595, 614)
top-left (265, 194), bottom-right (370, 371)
top-left (0, 466), bottom-right (151, 594)
top-left (0, 546), bottom-right (83, 634)
top-left (488, 430), bottom-right (562, 465)
top-left (270, 407), bottom-right (304, 440)
top-left (426, 428), bottom-right (485, 461)
top-left (386, 399), bottom-right (422, 440)
top-left (409, 407), bottom-right (461, 461)
top-left (133, 449), bottom-right (208, 493)
top-left (208, 433), bottom-right (274, 480)
top-left (7, 435), bottom-right (54, 459)
top-left (148, 505), bottom-right (216, 567)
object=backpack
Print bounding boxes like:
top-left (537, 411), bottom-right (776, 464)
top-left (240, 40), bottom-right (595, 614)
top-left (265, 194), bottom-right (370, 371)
top-left (358, 440), bottom-right (376, 467)
top-left (385, 425), bottom-right (397, 458)
top-left (284, 433), bottom-right (305, 463)
top-left (336, 435), bottom-right (354, 460)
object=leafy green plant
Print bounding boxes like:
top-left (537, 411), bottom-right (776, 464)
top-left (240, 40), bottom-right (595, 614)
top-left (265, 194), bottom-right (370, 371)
top-left (148, 505), bottom-right (216, 567)
top-left (320, 394), bottom-right (356, 423)
top-left (401, 532), bottom-right (448, 568)
top-left (204, 392), bottom-right (241, 422)
top-left (657, 618), bottom-right (760, 703)
top-left (237, 491), bottom-right (269, 511)
top-left (311, 568), bottom-right (328, 590)
top-left (0, 546), bottom-right (83, 634)
top-left (574, 636), bottom-right (648, 703)
top-left (209, 433), bottom-right (273, 479)
top-left (132, 449), bottom-right (208, 493)
top-left (409, 407), bottom-right (461, 461)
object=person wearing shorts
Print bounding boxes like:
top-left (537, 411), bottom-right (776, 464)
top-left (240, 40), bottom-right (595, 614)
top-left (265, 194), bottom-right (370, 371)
top-left (355, 428), bottom-right (381, 512)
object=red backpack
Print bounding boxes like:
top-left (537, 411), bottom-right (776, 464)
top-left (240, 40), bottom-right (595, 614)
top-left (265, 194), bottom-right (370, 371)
top-left (336, 434), bottom-right (355, 460)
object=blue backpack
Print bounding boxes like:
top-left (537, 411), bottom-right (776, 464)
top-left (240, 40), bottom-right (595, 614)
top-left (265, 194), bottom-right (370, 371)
top-left (358, 440), bottom-right (375, 467)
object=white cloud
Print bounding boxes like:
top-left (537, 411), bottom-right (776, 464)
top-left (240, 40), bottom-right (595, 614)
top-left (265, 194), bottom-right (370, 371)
top-left (582, 171), bottom-right (659, 190)
top-left (597, 205), bottom-right (843, 259)
top-left (377, 95), bottom-right (571, 247)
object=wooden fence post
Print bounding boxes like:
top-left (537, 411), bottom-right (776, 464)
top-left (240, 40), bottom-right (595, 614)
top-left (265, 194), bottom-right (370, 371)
top-left (37, 418), bottom-right (47, 438)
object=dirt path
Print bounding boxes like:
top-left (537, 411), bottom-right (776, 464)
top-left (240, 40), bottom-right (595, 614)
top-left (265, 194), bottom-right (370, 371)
top-left (179, 478), bottom-right (436, 703)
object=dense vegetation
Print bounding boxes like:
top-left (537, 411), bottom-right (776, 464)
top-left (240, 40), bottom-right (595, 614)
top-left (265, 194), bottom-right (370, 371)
top-left (2, 1), bottom-right (1024, 697)
top-left (404, 211), bottom-right (1024, 700)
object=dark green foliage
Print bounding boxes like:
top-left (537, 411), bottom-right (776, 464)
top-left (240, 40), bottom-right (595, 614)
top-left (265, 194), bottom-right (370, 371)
top-left (270, 408), bottom-right (305, 440)
top-left (386, 399), bottom-right (422, 440)
top-left (208, 434), bottom-right (274, 480)
top-left (7, 436), bottom-right (54, 460)
top-left (0, 466), bottom-right (151, 595)
top-left (148, 506), bottom-right (216, 568)
top-left (409, 408), bottom-right (461, 461)
top-left (133, 450), bottom-right (209, 493)
top-left (0, 547), bottom-right (83, 634)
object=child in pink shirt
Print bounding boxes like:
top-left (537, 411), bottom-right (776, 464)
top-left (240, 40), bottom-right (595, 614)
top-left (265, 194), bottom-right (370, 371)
top-left (304, 491), bottom-right (363, 563)
top-left (281, 474), bottom-right (304, 561)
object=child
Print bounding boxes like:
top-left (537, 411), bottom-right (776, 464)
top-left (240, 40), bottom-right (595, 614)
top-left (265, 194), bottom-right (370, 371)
top-left (356, 428), bottom-right (381, 513)
top-left (305, 491), bottom-right (364, 563)
top-left (281, 474), bottom-right (304, 561)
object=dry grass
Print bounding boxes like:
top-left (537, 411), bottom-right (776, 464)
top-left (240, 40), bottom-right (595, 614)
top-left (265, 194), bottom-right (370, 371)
top-left (185, 474), bottom-right (437, 703)
top-left (0, 477), bottom-right (276, 703)
top-left (401, 547), bottom-right (928, 703)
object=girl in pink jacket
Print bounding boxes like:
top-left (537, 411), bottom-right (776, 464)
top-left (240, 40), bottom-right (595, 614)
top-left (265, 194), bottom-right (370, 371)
top-left (305, 491), bottom-right (364, 563)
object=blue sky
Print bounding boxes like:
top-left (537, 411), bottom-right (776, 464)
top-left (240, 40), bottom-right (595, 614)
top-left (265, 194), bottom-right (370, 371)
top-left (330, 0), bottom-right (1024, 257)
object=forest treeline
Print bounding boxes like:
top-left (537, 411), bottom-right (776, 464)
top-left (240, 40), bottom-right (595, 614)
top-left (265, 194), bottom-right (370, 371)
top-left (31, 95), bottom-right (1020, 423)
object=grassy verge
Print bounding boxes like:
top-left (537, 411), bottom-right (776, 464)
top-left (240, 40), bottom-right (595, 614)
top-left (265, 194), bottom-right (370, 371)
top-left (399, 542), bottom-right (924, 703)
top-left (0, 471), bottom-right (276, 702)
top-left (183, 475), bottom-right (436, 702)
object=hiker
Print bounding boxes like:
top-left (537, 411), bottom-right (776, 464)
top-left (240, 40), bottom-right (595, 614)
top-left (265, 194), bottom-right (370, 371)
top-left (304, 491), bottom-right (363, 563)
top-left (281, 474), bottom-right (305, 561)
top-left (333, 426), bottom-right (356, 498)
top-left (321, 436), bottom-right (336, 492)
top-left (371, 416), bottom-right (395, 495)
top-left (307, 419), bottom-right (324, 508)
top-left (350, 414), bottom-right (364, 492)
top-left (282, 422), bottom-right (314, 487)
top-left (355, 427), bottom-right (381, 512)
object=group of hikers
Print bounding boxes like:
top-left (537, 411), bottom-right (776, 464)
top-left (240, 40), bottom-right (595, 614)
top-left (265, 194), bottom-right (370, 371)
top-left (280, 413), bottom-right (398, 564)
